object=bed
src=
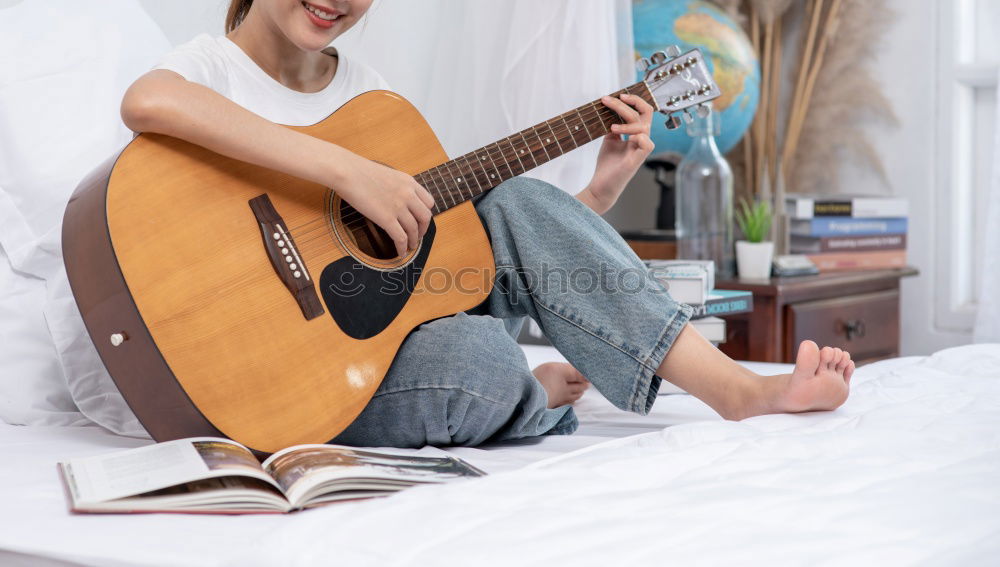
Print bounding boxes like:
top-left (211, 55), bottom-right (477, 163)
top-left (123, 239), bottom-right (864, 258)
top-left (2, 344), bottom-right (999, 567)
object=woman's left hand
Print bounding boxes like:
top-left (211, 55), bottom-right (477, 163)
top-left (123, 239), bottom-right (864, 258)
top-left (576, 93), bottom-right (656, 215)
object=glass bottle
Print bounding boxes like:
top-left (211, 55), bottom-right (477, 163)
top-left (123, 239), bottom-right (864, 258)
top-left (675, 109), bottom-right (735, 279)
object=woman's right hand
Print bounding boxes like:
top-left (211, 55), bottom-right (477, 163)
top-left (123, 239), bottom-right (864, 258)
top-left (335, 154), bottom-right (436, 257)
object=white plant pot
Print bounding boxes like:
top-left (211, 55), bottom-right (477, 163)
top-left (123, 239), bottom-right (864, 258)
top-left (736, 240), bottom-right (774, 280)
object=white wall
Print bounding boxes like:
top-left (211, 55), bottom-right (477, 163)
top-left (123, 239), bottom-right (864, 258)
top-left (138, 0), bottom-right (228, 45)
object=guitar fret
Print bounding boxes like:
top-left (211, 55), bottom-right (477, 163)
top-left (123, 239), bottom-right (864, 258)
top-left (594, 103), bottom-right (615, 132)
top-left (416, 172), bottom-right (443, 213)
top-left (454, 154), bottom-right (483, 195)
top-left (493, 141), bottom-right (517, 178)
top-left (546, 120), bottom-right (565, 154)
top-left (592, 101), bottom-right (612, 131)
top-left (532, 125), bottom-right (552, 162)
top-left (446, 160), bottom-right (470, 199)
top-left (431, 165), bottom-right (457, 207)
top-left (505, 136), bottom-right (526, 175)
top-left (516, 131), bottom-right (538, 168)
top-left (575, 108), bottom-right (594, 140)
top-left (442, 164), bottom-right (462, 206)
top-left (558, 114), bottom-right (579, 150)
top-left (471, 154), bottom-right (491, 192)
top-left (480, 148), bottom-right (503, 185)
top-left (553, 112), bottom-right (576, 150)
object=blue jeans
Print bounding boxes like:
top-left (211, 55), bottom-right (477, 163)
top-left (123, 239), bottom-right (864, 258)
top-left (333, 177), bottom-right (692, 448)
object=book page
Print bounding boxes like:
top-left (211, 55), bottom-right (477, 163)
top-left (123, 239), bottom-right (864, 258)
top-left (63, 437), bottom-right (278, 504)
top-left (261, 445), bottom-right (485, 506)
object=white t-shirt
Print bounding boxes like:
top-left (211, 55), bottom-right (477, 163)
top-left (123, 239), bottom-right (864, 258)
top-left (154, 34), bottom-right (389, 126)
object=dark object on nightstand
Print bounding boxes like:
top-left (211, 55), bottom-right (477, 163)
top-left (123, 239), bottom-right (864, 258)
top-left (772, 255), bottom-right (820, 277)
top-left (620, 154), bottom-right (684, 260)
top-left (644, 153), bottom-right (683, 230)
top-left (716, 267), bottom-right (919, 365)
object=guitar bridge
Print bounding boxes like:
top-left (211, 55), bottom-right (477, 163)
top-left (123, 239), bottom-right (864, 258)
top-left (249, 194), bottom-right (324, 320)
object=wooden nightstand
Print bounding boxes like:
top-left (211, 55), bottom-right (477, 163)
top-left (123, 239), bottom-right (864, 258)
top-left (715, 267), bottom-right (919, 365)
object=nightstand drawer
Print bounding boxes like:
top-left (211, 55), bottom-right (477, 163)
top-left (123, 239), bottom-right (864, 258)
top-left (785, 290), bottom-right (900, 363)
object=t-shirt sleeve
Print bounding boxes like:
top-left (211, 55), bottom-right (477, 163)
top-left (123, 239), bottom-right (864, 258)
top-left (152, 34), bottom-right (230, 95)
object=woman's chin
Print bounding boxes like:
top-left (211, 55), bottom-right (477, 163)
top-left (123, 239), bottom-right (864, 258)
top-left (292, 27), bottom-right (345, 52)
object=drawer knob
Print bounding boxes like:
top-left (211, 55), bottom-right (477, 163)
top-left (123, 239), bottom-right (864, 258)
top-left (842, 319), bottom-right (867, 341)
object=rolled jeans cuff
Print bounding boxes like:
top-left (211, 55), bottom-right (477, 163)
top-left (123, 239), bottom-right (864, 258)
top-left (628, 302), bottom-right (694, 415)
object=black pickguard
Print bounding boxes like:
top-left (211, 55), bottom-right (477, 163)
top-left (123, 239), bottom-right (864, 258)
top-left (319, 222), bottom-right (436, 340)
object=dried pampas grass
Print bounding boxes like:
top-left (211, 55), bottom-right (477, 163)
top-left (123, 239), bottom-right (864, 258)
top-left (787, 0), bottom-right (898, 194)
top-left (707, 0), bottom-right (897, 202)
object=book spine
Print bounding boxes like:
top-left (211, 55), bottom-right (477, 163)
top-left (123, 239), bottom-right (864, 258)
top-left (786, 198), bottom-right (909, 219)
top-left (792, 217), bottom-right (908, 237)
top-left (805, 250), bottom-right (907, 272)
top-left (791, 234), bottom-right (907, 253)
top-left (688, 294), bottom-right (754, 319)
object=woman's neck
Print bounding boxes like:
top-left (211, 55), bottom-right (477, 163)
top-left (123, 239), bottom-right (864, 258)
top-left (227, 11), bottom-right (337, 93)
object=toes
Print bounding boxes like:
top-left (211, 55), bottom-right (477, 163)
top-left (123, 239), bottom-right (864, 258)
top-left (820, 346), bottom-right (835, 368)
top-left (834, 348), bottom-right (848, 372)
top-left (795, 340), bottom-right (821, 373)
top-left (845, 361), bottom-right (856, 385)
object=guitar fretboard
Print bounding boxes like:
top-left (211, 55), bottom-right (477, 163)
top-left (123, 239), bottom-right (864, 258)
top-left (416, 81), bottom-right (656, 214)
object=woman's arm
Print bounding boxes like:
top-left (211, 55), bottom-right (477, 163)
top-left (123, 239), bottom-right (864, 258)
top-left (576, 93), bottom-right (656, 215)
top-left (121, 70), bottom-right (433, 257)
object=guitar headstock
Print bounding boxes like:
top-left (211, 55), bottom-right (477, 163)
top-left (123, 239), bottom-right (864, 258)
top-left (638, 46), bottom-right (721, 130)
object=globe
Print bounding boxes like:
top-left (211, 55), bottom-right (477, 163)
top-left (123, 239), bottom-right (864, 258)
top-left (633, 0), bottom-right (760, 155)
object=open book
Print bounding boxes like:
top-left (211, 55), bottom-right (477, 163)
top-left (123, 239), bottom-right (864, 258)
top-left (58, 438), bottom-right (485, 514)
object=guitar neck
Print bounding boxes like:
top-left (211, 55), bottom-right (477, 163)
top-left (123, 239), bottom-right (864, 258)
top-left (417, 81), bottom-right (656, 214)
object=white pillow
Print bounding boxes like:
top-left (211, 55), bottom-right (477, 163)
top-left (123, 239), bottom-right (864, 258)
top-left (0, 0), bottom-right (170, 430)
top-left (0, 235), bottom-right (88, 426)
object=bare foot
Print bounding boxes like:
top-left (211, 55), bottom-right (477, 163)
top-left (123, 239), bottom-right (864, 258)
top-left (763, 340), bottom-right (855, 416)
top-left (532, 362), bottom-right (590, 408)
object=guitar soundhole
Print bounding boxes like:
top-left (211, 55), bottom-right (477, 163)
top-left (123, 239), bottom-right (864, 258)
top-left (337, 199), bottom-right (400, 260)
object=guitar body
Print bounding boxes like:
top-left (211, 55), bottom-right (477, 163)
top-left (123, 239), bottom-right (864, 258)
top-left (63, 91), bottom-right (494, 454)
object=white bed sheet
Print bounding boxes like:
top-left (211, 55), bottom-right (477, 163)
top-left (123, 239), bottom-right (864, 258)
top-left (1, 345), bottom-right (998, 566)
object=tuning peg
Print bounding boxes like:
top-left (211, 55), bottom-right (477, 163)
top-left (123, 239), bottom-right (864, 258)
top-left (696, 104), bottom-right (711, 118)
top-left (664, 115), bottom-right (682, 130)
top-left (650, 51), bottom-right (667, 64)
top-left (635, 58), bottom-right (651, 72)
top-left (682, 110), bottom-right (695, 124)
top-left (666, 45), bottom-right (682, 58)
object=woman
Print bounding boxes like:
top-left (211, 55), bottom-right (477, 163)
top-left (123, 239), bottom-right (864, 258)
top-left (121, 0), bottom-right (855, 447)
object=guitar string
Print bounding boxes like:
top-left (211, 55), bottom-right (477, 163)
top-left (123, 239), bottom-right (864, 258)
top-left (284, 91), bottom-right (633, 237)
top-left (289, 109), bottom-right (622, 250)
top-left (285, 95), bottom-right (636, 250)
top-left (290, 114), bottom-right (608, 247)
top-left (284, 90), bottom-right (633, 236)
top-left (289, 102), bottom-right (627, 249)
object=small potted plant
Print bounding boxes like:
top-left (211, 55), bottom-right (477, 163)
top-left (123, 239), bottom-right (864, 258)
top-left (735, 198), bottom-right (774, 279)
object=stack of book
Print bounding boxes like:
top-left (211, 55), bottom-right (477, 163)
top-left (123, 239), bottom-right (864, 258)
top-left (645, 260), bottom-right (754, 344)
top-left (786, 194), bottom-right (908, 272)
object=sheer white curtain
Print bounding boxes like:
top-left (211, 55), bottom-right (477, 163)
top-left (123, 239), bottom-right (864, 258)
top-left (973, 68), bottom-right (1000, 343)
top-left (334, 0), bottom-right (634, 194)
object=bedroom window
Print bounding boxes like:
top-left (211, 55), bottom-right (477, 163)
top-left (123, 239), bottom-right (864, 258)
top-left (935, 0), bottom-right (998, 332)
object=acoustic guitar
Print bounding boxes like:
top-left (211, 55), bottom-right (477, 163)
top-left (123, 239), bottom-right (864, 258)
top-left (63, 47), bottom-right (720, 454)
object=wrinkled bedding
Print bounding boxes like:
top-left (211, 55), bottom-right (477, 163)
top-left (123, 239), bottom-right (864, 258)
top-left (1, 344), bottom-right (998, 566)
